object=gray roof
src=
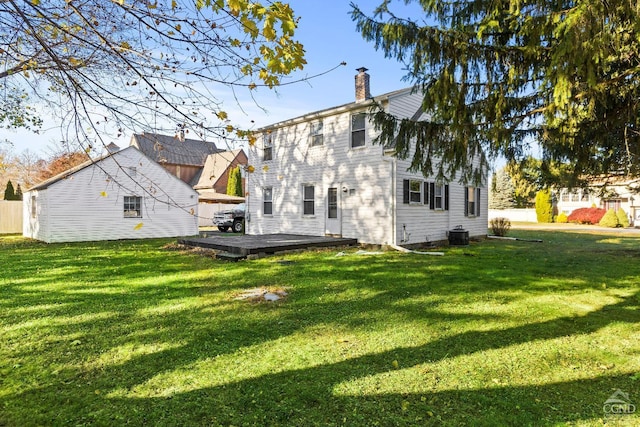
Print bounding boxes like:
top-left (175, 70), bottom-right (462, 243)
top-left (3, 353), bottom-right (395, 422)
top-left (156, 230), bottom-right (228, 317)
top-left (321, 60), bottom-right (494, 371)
top-left (130, 132), bottom-right (222, 167)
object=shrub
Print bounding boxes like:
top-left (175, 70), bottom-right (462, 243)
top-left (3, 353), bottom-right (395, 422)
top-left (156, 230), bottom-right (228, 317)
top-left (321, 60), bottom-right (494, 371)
top-left (599, 209), bottom-right (619, 227)
top-left (556, 212), bottom-right (568, 223)
top-left (535, 189), bottom-right (554, 223)
top-left (616, 208), bottom-right (630, 228)
top-left (567, 207), bottom-right (607, 224)
top-left (490, 217), bottom-right (511, 236)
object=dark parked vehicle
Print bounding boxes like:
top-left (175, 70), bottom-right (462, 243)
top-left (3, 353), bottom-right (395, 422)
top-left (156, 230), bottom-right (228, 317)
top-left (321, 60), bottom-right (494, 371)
top-left (213, 203), bottom-right (245, 233)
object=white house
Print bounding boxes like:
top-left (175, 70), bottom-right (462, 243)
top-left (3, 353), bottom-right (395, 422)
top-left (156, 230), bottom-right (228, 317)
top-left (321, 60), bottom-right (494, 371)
top-left (245, 68), bottom-right (488, 246)
top-left (556, 176), bottom-right (640, 225)
top-left (23, 146), bottom-right (199, 243)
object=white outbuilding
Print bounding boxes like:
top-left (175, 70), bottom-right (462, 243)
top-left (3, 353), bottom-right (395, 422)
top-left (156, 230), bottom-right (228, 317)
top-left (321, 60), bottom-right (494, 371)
top-left (23, 146), bottom-right (199, 243)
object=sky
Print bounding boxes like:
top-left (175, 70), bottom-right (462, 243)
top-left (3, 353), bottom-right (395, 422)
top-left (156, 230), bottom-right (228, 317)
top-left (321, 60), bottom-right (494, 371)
top-left (1, 1), bottom-right (412, 157)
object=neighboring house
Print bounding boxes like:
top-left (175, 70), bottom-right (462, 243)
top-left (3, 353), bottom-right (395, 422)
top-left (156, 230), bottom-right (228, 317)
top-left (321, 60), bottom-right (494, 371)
top-left (191, 148), bottom-right (247, 196)
top-left (190, 149), bottom-right (248, 226)
top-left (246, 68), bottom-right (488, 246)
top-left (556, 176), bottom-right (640, 225)
top-left (130, 132), bottom-right (222, 184)
top-left (130, 132), bottom-right (248, 226)
top-left (23, 146), bottom-right (199, 243)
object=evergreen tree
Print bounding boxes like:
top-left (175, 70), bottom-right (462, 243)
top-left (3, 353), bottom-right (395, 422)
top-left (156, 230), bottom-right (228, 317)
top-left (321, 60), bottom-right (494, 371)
top-left (535, 189), bottom-right (554, 223)
top-left (599, 209), bottom-right (619, 228)
top-left (234, 167), bottom-right (243, 197)
top-left (489, 168), bottom-right (515, 209)
top-left (616, 208), bottom-right (630, 228)
top-left (226, 166), bottom-right (243, 197)
top-left (352, 1), bottom-right (640, 185)
top-left (14, 183), bottom-right (22, 201)
top-left (3, 180), bottom-right (15, 200)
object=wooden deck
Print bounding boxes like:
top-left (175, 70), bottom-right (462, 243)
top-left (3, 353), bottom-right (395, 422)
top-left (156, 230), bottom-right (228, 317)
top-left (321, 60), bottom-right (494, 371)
top-left (179, 233), bottom-right (358, 257)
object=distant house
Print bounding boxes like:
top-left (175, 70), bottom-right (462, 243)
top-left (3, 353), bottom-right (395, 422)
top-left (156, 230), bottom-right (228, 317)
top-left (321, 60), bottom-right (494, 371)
top-left (556, 176), bottom-right (640, 225)
top-left (130, 132), bottom-right (222, 184)
top-left (23, 146), bottom-right (199, 243)
top-left (246, 68), bottom-right (488, 246)
top-left (130, 132), bottom-right (247, 225)
top-left (191, 149), bottom-right (248, 226)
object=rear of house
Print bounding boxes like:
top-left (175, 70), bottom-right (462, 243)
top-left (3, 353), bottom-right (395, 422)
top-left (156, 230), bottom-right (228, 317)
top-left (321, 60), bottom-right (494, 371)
top-left (246, 69), bottom-right (488, 246)
top-left (23, 146), bottom-right (199, 243)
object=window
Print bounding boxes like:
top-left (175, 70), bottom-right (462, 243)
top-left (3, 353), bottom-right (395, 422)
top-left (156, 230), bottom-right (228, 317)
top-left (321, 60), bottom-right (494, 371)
top-left (561, 190), bottom-right (570, 202)
top-left (465, 187), bottom-right (481, 217)
top-left (31, 195), bottom-right (36, 218)
top-left (430, 183), bottom-right (449, 211)
top-left (409, 180), bottom-right (422, 203)
top-left (310, 121), bottom-right (323, 147)
top-left (263, 133), bottom-right (273, 161)
top-left (581, 189), bottom-right (590, 202)
top-left (351, 113), bottom-right (366, 148)
top-left (328, 188), bottom-right (337, 218)
top-left (263, 187), bottom-right (273, 215)
top-left (303, 185), bottom-right (315, 215)
top-left (570, 191), bottom-right (580, 202)
top-left (124, 196), bottom-right (142, 218)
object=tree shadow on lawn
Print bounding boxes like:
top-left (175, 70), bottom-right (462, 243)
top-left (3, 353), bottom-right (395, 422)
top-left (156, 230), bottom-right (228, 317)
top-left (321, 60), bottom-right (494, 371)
top-left (2, 287), bottom-right (638, 426)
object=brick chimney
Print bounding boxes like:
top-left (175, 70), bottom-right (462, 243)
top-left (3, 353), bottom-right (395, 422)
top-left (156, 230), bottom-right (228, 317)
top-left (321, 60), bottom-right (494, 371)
top-left (355, 67), bottom-right (371, 102)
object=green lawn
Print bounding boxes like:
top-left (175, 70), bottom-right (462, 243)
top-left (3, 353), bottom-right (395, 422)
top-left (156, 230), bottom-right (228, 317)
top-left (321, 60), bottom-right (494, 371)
top-left (0, 231), bottom-right (638, 426)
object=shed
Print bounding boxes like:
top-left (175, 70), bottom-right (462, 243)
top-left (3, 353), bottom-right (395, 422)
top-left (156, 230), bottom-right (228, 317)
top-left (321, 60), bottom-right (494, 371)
top-left (23, 146), bottom-right (199, 243)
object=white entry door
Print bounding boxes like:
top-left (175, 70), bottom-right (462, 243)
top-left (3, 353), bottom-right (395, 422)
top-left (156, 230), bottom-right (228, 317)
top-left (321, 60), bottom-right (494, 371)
top-left (325, 187), bottom-right (341, 236)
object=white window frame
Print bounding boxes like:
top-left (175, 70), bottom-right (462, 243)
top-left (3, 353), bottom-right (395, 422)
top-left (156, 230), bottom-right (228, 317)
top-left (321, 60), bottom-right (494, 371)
top-left (263, 187), bottom-right (273, 216)
top-left (434, 184), bottom-right (445, 210)
top-left (263, 133), bottom-right (274, 161)
top-left (466, 187), bottom-right (476, 217)
top-left (124, 196), bottom-right (142, 218)
top-left (309, 121), bottom-right (323, 147)
top-left (303, 184), bottom-right (315, 216)
top-left (351, 113), bottom-right (366, 148)
top-left (409, 179), bottom-right (422, 204)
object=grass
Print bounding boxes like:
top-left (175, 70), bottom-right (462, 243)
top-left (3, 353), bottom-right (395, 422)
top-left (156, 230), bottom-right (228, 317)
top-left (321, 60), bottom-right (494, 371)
top-left (0, 230), bottom-right (639, 426)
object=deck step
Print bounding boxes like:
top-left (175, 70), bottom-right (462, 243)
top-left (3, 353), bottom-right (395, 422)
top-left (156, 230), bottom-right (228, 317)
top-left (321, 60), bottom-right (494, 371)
top-left (215, 251), bottom-right (247, 261)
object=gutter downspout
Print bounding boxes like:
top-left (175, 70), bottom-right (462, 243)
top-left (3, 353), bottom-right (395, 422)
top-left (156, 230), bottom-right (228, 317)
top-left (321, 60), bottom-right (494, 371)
top-left (383, 155), bottom-right (396, 246)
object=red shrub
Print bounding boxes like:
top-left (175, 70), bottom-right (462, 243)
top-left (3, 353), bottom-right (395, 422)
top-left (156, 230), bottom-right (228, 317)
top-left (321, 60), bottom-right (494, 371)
top-left (567, 207), bottom-right (607, 224)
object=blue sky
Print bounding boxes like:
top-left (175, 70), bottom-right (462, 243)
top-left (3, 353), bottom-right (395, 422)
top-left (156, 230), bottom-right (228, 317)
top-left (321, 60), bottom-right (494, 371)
top-left (1, 1), bottom-right (411, 156)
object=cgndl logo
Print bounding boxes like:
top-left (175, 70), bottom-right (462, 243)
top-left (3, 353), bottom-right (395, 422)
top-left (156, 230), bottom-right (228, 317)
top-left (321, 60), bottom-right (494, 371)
top-left (603, 389), bottom-right (636, 416)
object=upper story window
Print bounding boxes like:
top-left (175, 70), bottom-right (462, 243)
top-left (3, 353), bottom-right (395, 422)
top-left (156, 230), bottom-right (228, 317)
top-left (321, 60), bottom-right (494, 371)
top-left (263, 133), bottom-right (273, 161)
top-left (351, 113), bottom-right (366, 148)
top-left (310, 121), bottom-right (323, 147)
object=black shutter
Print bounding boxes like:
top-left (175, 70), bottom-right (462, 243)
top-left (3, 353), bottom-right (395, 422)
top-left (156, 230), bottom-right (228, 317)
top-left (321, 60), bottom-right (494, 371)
top-left (476, 188), bottom-right (481, 216)
top-left (464, 187), bottom-right (469, 216)
top-left (429, 182), bottom-right (435, 210)
top-left (403, 180), bottom-right (409, 204)
top-left (444, 185), bottom-right (449, 211)
top-left (423, 182), bottom-right (429, 206)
